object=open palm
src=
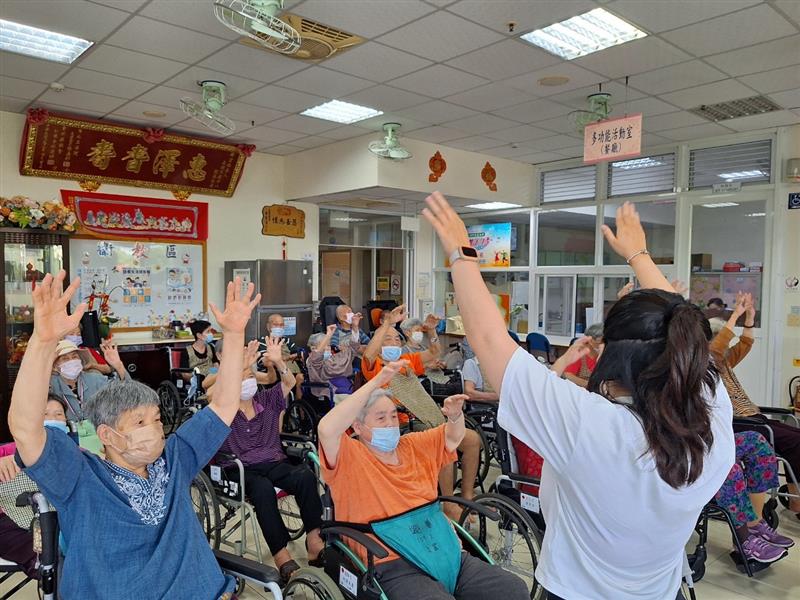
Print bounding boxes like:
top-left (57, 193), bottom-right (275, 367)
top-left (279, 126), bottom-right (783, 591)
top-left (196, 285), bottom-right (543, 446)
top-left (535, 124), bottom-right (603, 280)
top-left (210, 277), bottom-right (261, 334)
top-left (32, 271), bottom-right (86, 344)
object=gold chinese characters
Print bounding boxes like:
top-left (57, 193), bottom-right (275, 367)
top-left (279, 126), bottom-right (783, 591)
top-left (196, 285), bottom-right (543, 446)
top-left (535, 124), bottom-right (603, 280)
top-left (153, 149), bottom-right (181, 178)
top-left (122, 144), bottom-right (150, 173)
top-left (183, 153), bottom-right (207, 182)
top-left (86, 139), bottom-right (116, 170)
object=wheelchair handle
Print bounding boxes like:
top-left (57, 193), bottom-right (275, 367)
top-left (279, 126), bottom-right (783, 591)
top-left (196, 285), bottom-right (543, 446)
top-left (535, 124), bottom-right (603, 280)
top-left (439, 496), bottom-right (500, 522)
top-left (321, 524), bottom-right (389, 559)
top-left (280, 432), bottom-right (314, 445)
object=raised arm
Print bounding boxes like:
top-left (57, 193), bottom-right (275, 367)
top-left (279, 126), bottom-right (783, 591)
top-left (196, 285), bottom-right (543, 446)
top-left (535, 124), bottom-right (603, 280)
top-left (363, 305), bottom-right (407, 366)
top-left (99, 339), bottom-right (127, 380)
top-left (419, 314), bottom-right (442, 364)
top-left (207, 278), bottom-right (260, 425)
top-left (550, 337), bottom-right (594, 377)
top-left (10, 272), bottom-right (86, 467)
top-left (441, 394), bottom-right (468, 452)
top-left (264, 336), bottom-right (296, 397)
top-left (317, 360), bottom-right (406, 466)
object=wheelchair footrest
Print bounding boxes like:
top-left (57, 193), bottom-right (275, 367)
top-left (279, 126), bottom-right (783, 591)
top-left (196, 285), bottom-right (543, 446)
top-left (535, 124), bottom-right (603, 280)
top-left (729, 549), bottom-right (781, 575)
top-left (214, 549), bottom-right (280, 584)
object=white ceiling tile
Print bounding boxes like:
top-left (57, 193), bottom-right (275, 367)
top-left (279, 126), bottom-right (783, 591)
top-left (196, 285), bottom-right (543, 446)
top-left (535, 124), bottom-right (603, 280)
top-left (573, 37), bottom-right (690, 79)
top-left (0, 76), bottom-right (48, 100)
top-left (494, 98), bottom-right (574, 123)
top-left (738, 65), bottom-right (800, 94)
top-left (162, 67), bottom-right (266, 99)
top-left (319, 126), bottom-right (371, 141)
top-left (502, 62), bottom-right (604, 96)
top-left (513, 151), bottom-right (569, 164)
top-left (0, 53), bottom-right (71, 83)
top-left (767, 88), bottom-right (800, 109)
top-left (773, 0), bottom-right (800, 24)
top-left (289, 136), bottom-right (337, 149)
top-left (517, 134), bottom-right (581, 151)
top-left (546, 81), bottom-right (646, 109)
top-left (109, 100), bottom-right (189, 127)
top-left (263, 144), bottom-right (303, 156)
top-left (275, 66), bottom-right (374, 98)
top-left (656, 122), bottom-right (734, 141)
top-left (405, 125), bottom-right (470, 143)
top-left (642, 111), bottom-right (708, 131)
top-left (442, 113), bottom-right (521, 134)
top-left (341, 85), bottom-right (429, 112)
top-left (199, 44), bottom-right (309, 84)
top-left (268, 114), bottom-right (339, 135)
top-left (0, 95), bottom-right (30, 112)
top-left (395, 100), bottom-right (477, 124)
top-left (705, 35), bottom-right (800, 76)
top-left (606, 0), bottom-right (761, 33)
top-left (36, 101), bottom-right (106, 119)
top-left (662, 5), bottom-right (796, 56)
top-left (641, 132), bottom-right (674, 149)
top-left (530, 113), bottom-right (583, 136)
top-left (483, 144), bottom-right (543, 159)
top-left (172, 117), bottom-right (253, 139)
top-left (355, 114), bottom-right (428, 133)
top-left (104, 17), bottom-right (230, 63)
top-left (136, 86), bottom-right (196, 109)
top-left (447, 0), bottom-right (597, 35)
top-left (619, 96), bottom-right (679, 116)
top-left (627, 60), bottom-right (728, 95)
top-left (38, 88), bottom-right (127, 112)
top-left (322, 42), bottom-right (433, 83)
top-left (723, 110), bottom-right (800, 131)
top-left (0, 0), bottom-right (129, 40)
top-left (89, 0), bottom-right (148, 11)
top-left (217, 102), bottom-right (288, 126)
top-left (295, 0), bottom-right (436, 38)
top-left (445, 39), bottom-right (562, 81)
top-left (141, 0), bottom-right (240, 39)
top-left (390, 65), bottom-right (489, 98)
top-left (660, 79), bottom-right (757, 109)
top-left (245, 125), bottom-right (307, 145)
top-left (445, 136), bottom-right (506, 152)
top-left (485, 124), bottom-right (555, 143)
top-left (59, 68), bottom-right (154, 99)
top-left (78, 45), bottom-right (188, 83)
top-left (235, 85), bottom-right (324, 112)
top-left (444, 83), bottom-right (536, 112)
top-left (552, 145), bottom-right (584, 159)
top-left (378, 11), bottom-right (503, 61)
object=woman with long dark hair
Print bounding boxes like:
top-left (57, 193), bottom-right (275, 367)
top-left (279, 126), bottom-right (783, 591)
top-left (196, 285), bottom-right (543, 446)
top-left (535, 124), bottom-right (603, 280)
top-left (422, 194), bottom-right (735, 600)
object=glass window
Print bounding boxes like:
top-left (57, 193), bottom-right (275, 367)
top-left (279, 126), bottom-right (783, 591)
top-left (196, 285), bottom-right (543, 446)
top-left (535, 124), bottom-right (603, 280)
top-left (575, 276), bottom-right (595, 336)
top-left (689, 140), bottom-right (771, 189)
top-left (539, 275), bottom-right (574, 338)
top-left (537, 207), bottom-right (596, 266)
top-left (690, 201), bottom-right (765, 327)
top-left (319, 209), bottom-right (404, 248)
top-left (603, 201), bottom-right (675, 265)
top-left (541, 165), bottom-right (596, 202)
top-left (602, 276), bottom-right (631, 319)
top-left (458, 211), bottom-right (531, 267)
top-left (608, 153), bottom-right (675, 197)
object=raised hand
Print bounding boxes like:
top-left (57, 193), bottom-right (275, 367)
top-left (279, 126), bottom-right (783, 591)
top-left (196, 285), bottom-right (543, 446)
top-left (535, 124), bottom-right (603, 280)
top-left (744, 293), bottom-right (756, 322)
top-left (442, 394), bottom-right (468, 420)
top-left (351, 312), bottom-right (362, 330)
top-left (601, 202), bottom-right (647, 263)
top-left (30, 271), bottom-right (86, 344)
top-left (0, 454), bottom-right (20, 483)
top-left (264, 335), bottom-right (284, 364)
top-left (422, 191), bottom-right (470, 257)
top-left (670, 280), bottom-right (688, 297)
top-left (423, 314), bottom-right (441, 332)
top-left (100, 339), bottom-right (122, 368)
top-left (373, 359), bottom-right (409, 388)
top-left (209, 277), bottom-right (261, 334)
top-left (388, 304), bottom-right (407, 325)
top-left (243, 339), bottom-right (260, 369)
top-left (732, 291), bottom-right (747, 317)
top-left (617, 281), bottom-right (634, 300)
top-left (561, 336), bottom-right (594, 365)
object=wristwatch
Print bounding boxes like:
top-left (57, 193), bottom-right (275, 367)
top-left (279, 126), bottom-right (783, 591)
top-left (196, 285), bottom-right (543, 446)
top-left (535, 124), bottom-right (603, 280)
top-left (449, 246), bottom-right (479, 265)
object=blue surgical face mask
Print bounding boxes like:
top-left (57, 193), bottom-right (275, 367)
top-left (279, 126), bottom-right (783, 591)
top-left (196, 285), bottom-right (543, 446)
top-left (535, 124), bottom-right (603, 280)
top-left (270, 327), bottom-right (285, 339)
top-left (204, 333), bottom-right (214, 344)
top-left (44, 420), bottom-right (69, 434)
top-left (323, 350), bottom-right (333, 361)
top-left (367, 426), bottom-right (401, 453)
top-left (381, 346), bottom-right (402, 362)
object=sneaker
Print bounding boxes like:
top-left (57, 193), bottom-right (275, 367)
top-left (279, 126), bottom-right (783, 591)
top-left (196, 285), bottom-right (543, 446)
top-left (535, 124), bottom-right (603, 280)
top-left (750, 520), bottom-right (796, 549)
top-left (741, 535), bottom-right (788, 564)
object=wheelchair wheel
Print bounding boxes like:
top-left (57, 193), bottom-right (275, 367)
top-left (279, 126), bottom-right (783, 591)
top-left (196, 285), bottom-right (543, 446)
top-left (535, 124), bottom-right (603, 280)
top-left (777, 484), bottom-right (790, 509)
top-left (283, 399), bottom-right (319, 443)
top-left (283, 567), bottom-right (345, 599)
top-left (763, 497), bottom-right (779, 529)
top-left (279, 493), bottom-right (305, 541)
top-left (455, 416), bottom-right (492, 491)
top-left (191, 471), bottom-right (221, 550)
top-left (157, 380), bottom-right (180, 435)
top-left (457, 492), bottom-right (544, 600)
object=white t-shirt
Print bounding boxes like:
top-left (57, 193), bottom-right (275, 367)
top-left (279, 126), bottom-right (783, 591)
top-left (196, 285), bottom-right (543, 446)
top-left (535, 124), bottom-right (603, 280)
top-left (498, 349), bottom-right (734, 600)
top-left (461, 358), bottom-right (483, 390)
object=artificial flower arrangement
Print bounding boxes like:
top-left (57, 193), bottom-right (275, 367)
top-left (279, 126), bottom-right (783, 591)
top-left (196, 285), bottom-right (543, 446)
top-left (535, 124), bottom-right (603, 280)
top-left (0, 195), bottom-right (78, 231)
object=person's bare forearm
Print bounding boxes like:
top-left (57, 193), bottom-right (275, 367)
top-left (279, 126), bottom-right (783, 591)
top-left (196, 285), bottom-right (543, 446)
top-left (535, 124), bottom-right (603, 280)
top-left (628, 255), bottom-right (674, 292)
top-left (274, 358), bottom-right (296, 396)
top-left (444, 413), bottom-right (466, 451)
top-left (318, 376), bottom-right (383, 442)
top-left (209, 331), bottom-right (244, 425)
top-left (9, 336), bottom-right (54, 464)
top-left (364, 322), bottom-right (390, 364)
top-left (564, 373), bottom-right (588, 388)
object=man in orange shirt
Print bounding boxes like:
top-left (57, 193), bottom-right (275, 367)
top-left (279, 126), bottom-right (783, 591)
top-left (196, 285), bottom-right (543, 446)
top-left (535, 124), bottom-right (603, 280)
top-left (361, 306), bottom-right (481, 519)
top-left (317, 360), bottom-right (528, 600)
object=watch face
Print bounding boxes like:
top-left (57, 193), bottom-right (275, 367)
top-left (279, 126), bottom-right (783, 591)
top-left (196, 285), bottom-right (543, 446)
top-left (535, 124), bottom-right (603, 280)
top-left (462, 246), bottom-right (478, 258)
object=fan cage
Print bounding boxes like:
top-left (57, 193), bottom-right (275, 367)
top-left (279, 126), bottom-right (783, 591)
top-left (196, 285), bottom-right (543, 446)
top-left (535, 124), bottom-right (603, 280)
top-left (214, 0), bottom-right (300, 54)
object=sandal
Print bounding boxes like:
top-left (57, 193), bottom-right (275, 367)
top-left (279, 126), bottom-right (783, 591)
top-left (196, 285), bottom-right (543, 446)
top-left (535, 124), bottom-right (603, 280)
top-left (279, 559), bottom-right (301, 584)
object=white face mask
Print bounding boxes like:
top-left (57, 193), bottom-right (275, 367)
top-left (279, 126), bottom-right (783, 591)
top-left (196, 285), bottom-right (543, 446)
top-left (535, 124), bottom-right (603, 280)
top-left (240, 378), bottom-right (258, 401)
top-left (345, 312), bottom-right (355, 325)
top-left (59, 358), bottom-right (83, 380)
top-left (411, 331), bottom-right (424, 344)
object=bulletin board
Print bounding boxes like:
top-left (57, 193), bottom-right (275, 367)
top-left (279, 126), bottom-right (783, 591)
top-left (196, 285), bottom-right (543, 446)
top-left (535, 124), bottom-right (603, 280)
top-left (68, 236), bottom-right (207, 331)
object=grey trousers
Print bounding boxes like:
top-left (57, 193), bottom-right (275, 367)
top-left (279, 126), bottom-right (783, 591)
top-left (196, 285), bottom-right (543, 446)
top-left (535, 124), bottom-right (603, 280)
top-left (374, 552), bottom-right (530, 600)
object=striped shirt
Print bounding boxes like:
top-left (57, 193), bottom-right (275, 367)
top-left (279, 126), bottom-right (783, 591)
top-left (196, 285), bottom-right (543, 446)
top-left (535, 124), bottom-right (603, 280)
top-left (709, 327), bottom-right (760, 417)
top-left (217, 385), bottom-right (287, 467)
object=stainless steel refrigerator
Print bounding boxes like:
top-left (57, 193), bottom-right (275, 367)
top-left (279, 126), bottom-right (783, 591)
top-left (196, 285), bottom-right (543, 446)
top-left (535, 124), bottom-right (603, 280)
top-left (224, 259), bottom-right (314, 344)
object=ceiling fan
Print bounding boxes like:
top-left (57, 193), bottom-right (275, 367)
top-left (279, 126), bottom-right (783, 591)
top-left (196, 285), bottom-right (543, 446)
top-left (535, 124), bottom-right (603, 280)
top-left (180, 80), bottom-right (235, 136)
top-left (213, 0), bottom-right (301, 54)
top-left (368, 123), bottom-right (412, 160)
top-left (569, 92), bottom-right (613, 132)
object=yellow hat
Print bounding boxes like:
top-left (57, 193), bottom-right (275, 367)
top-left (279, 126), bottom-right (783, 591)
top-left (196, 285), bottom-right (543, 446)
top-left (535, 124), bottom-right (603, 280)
top-left (56, 340), bottom-right (80, 357)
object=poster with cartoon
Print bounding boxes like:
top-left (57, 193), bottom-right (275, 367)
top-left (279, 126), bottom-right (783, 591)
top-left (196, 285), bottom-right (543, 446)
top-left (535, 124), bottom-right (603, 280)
top-left (446, 222), bottom-right (512, 268)
top-left (166, 267), bottom-right (194, 305)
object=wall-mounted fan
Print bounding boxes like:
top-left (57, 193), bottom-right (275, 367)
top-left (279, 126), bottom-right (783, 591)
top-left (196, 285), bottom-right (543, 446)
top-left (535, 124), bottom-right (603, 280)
top-left (368, 123), bottom-right (412, 160)
top-left (214, 0), bottom-right (301, 54)
top-left (180, 81), bottom-right (235, 136)
top-left (569, 92), bottom-right (613, 132)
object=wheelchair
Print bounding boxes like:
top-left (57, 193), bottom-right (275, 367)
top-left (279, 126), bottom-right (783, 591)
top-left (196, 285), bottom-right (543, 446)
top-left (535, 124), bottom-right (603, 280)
top-left (156, 346), bottom-right (209, 435)
top-left (0, 472), bottom-right (40, 600)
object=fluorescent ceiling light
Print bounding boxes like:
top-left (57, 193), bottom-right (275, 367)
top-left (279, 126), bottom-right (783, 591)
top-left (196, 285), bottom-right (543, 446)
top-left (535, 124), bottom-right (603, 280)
top-left (465, 202), bottom-right (523, 210)
top-left (519, 8), bottom-right (646, 60)
top-left (718, 170), bottom-right (765, 181)
top-left (701, 202), bottom-right (739, 208)
top-left (332, 216), bottom-right (367, 223)
top-left (745, 212), bottom-right (766, 217)
top-left (0, 19), bottom-right (92, 64)
top-left (614, 157), bottom-right (664, 170)
top-left (301, 100), bottom-right (382, 124)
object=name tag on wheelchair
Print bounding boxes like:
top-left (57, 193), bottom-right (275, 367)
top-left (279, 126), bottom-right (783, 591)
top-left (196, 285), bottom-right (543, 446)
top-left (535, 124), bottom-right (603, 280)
top-left (339, 566), bottom-right (358, 596)
top-left (520, 492), bottom-right (540, 514)
top-left (210, 465), bottom-right (222, 483)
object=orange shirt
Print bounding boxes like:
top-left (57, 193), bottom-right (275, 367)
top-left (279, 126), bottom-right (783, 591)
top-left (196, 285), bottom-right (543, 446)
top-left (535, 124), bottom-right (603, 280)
top-left (361, 352), bottom-right (425, 381)
top-left (320, 425), bottom-right (457, 564)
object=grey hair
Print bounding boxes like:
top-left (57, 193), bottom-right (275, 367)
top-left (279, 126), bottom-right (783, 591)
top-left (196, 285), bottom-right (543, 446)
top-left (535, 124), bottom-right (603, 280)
top-left (399, 317), bottom-right (422, 333)
top-left (308, 332), bottom-right (326, 348)
top-left (708, 317), bottom-right (726, 336)
top-left (585, 323), bottom-right (604, 338)
top-left (82, 379), bottom-right (160, 429)
top-left (356, 388), bottom-right (394, 423)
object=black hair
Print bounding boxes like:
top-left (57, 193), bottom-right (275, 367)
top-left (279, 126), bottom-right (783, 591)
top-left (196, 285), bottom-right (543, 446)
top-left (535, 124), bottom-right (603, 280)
top-left (588, 289), bottom-right (718, 488)
top-left (189, 320), bottom-right (212, 339)
top-left (707, 297), bottom-right (725, 308)
top-left (46, 394), bottom-right (68, 413)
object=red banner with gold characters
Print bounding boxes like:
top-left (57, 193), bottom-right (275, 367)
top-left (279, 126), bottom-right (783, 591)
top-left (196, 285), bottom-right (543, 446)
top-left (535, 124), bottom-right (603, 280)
top-left (20, 108), bottom-right (254, 197)
top-left (61, 190), bottom-right (208, 241)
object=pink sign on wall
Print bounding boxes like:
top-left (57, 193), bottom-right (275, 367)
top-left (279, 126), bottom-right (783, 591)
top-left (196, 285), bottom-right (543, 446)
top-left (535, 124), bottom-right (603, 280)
top-left (583, 113), bottom-right (642, 164)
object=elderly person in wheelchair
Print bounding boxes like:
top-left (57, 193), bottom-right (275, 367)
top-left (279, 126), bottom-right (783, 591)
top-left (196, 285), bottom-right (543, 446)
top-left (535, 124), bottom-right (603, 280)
top-left (8, 271), bottom-right (277, 600)
top-left (317, 359), bottom-right (529, 600)
top-left (212, 335), bottom-right (325, 583)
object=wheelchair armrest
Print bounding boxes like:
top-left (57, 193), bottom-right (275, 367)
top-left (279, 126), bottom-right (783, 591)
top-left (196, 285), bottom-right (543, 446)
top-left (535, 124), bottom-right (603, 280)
top-left (215, 450), bottom-right (239, 462)
top-left (280, 432), bottom-right (314, 445)
top-left (439, 496), bottom-right (500, 522)
top-left (320, 525), bottom-right (389, 559)
top-left (214, 549), bottom-right (281, 585)
top-left (758, 406), bottom-right (794, 415)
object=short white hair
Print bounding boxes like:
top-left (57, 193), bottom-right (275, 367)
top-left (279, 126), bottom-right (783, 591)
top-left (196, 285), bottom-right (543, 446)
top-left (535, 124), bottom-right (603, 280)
top-left (357, 389), bottom-right (394, 423)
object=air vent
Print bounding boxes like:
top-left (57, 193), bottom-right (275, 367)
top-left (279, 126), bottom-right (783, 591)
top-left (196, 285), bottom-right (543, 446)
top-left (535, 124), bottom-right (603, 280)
top-left (688, 95), bottom-right (782, 122)
top-left (239, 13), bottom-right (364, 60)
